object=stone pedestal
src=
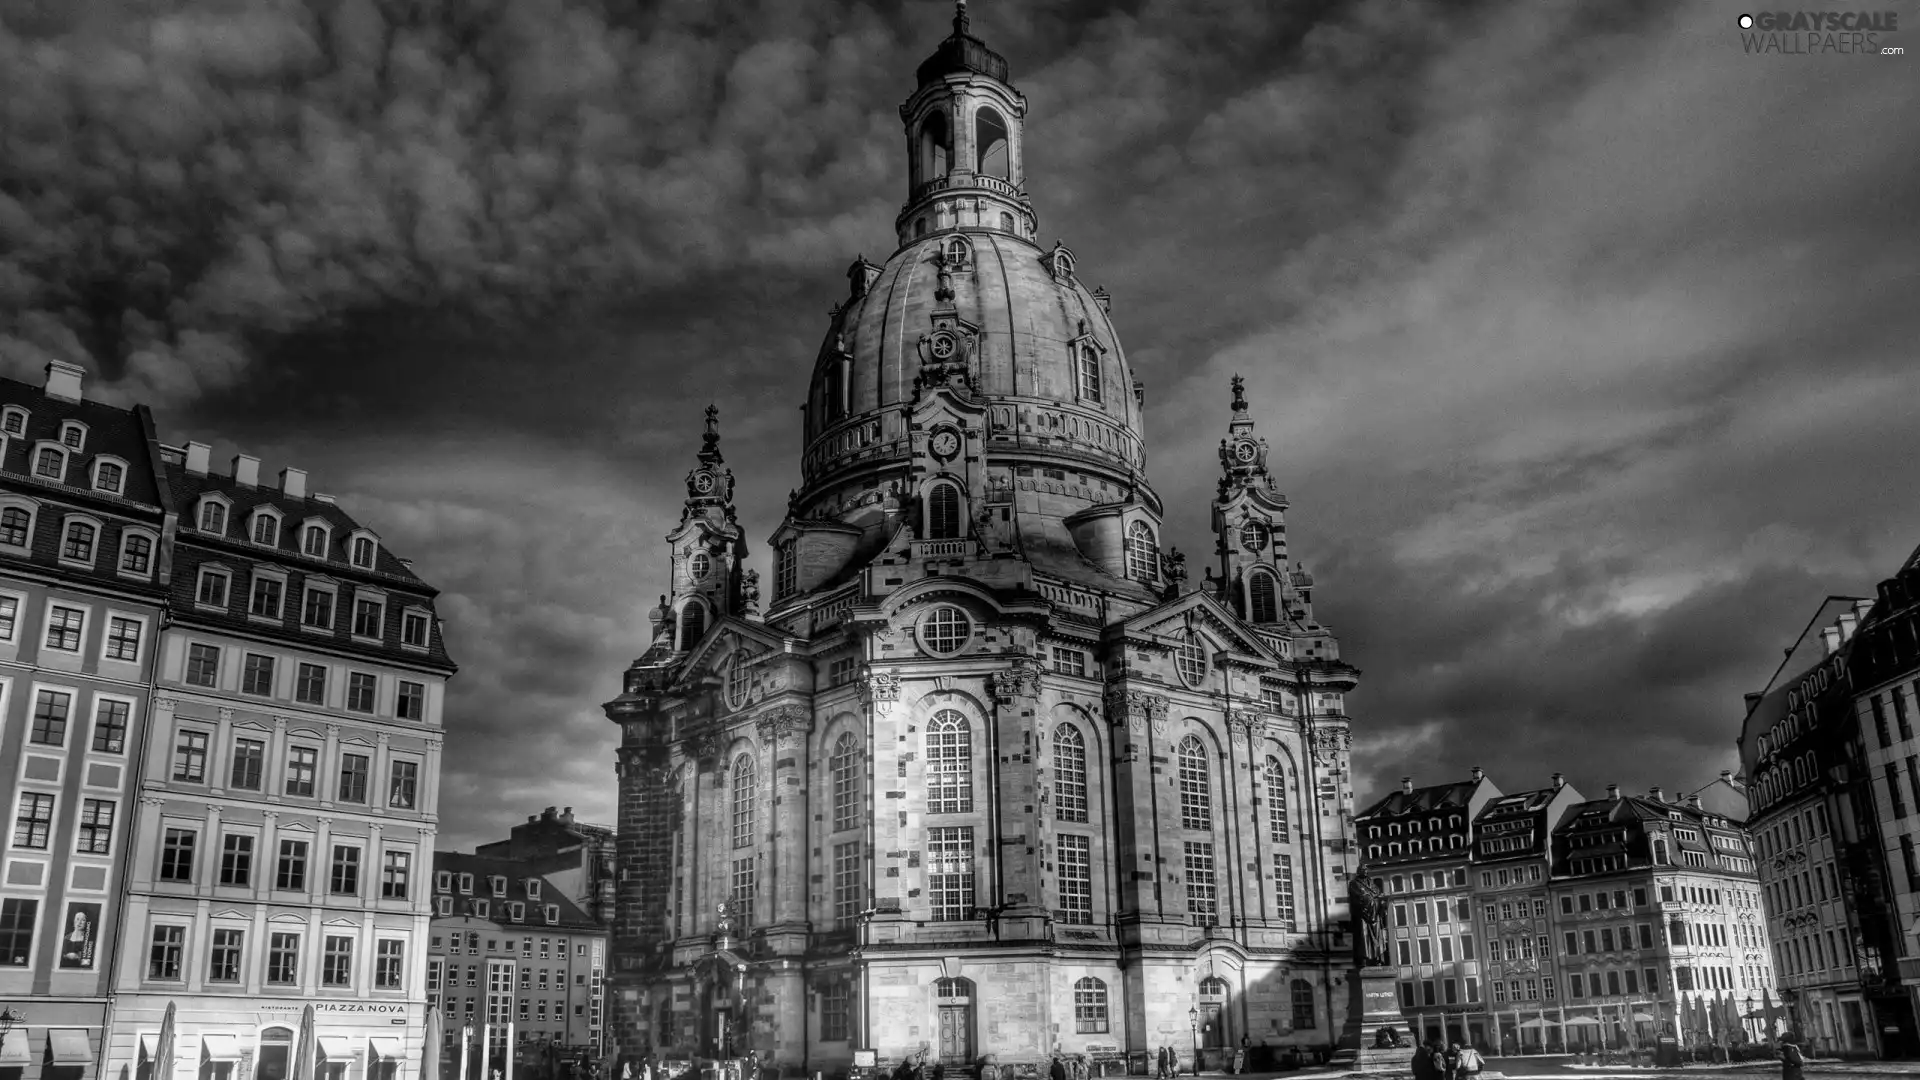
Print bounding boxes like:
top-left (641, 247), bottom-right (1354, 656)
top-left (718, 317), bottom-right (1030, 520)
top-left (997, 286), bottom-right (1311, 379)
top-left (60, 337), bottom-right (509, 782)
top-left (1349, 966), bottom-right (1415, 1074)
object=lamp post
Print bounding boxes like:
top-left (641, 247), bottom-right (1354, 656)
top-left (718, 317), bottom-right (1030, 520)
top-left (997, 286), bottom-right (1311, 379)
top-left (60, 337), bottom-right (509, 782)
top-left (461, 1025), bottom-right (474, 1080)
top-left (1188, 1008), bottom-right (1199, 1077)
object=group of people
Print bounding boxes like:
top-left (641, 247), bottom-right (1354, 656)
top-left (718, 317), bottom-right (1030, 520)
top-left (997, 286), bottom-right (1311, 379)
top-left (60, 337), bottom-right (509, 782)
top-left (1408, 1040), bottom-right (1483, 1080)
top-left (1151, 1045), bottom-right (1181, 1079)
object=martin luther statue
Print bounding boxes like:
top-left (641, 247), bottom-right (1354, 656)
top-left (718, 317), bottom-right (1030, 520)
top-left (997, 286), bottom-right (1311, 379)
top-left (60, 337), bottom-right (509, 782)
top-left (1349, 870), bottom-right (1391, 968)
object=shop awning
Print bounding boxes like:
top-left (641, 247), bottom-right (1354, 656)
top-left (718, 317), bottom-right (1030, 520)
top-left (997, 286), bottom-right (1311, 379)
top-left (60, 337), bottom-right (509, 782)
top-left (368, 1039), bottom-right (403, 1062)
top-left (0, 1034), bottom-right (32, 1066)
top-left (49, 1030), bottom-right (93, 1066)
top-left (201, 1036), bottom-right (243, 1063)
top-left (1563, 1015), bottom-right (1602, 1026)
top-left (317, 1037), bottom-right (356, 1060)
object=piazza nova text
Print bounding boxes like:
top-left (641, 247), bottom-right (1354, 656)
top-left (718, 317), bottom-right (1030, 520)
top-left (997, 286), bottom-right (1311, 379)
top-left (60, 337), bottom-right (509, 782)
top-left (1739, 10), bottom-right (1901, 54)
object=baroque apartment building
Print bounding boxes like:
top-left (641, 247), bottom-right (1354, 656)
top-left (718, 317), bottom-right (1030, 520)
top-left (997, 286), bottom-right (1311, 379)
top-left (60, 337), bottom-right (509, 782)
top-left (1740, 596), bottom-right (1916, 1058)
top-left (104, 441), bottom-right (457, 1080)
top-left (1849, 544), bottom-right (1920, 1050)
top-left (426, 853), bottom-right (608, 1077)
top-left (604, 6), bottom-right (1366, 1072)
top-left (1466, 780), bottom-right (1584, 1054)
top-left (0, 365), bottom-right (170, 1080)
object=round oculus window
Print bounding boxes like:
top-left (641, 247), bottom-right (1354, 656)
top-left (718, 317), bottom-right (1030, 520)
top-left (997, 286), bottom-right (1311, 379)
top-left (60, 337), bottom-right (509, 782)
top-left (689, 552), bottom-right (712, 580)
top-left (919, 605), bottom-right (973, 656)
top-left (1240, 521), bottom-right (1267, 552)
top-left (1175, 632), bottom-right (1210, 687)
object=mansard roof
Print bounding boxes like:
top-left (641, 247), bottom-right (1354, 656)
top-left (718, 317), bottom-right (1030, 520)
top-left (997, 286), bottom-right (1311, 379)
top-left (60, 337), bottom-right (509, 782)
top-left (1356, 780), bottom-right (1478, 820)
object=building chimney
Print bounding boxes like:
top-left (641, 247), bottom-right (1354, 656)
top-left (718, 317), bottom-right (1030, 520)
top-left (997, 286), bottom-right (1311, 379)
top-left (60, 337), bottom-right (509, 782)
top-left (1744, 691), bottom-right (1765, 709)
top-left (314, 493), bottom-right (337, 504)
top-left (1649, 786), bottom-right (1663, 801)
top-left (527, 815), bottom-right (538, 823)
top-left (1853, 598), bottom-right (1875, 622)
top-left (231, 454), bottom-right (259, 488)
top-left (185, 442), bottom-right (212, 476)
top-left (1607, 784), bottom-right (1620, 801)
top-left (280, 467), bottom-right (308, 499)
top-left (1688, 794), bottom-right (1703, 810)
top-left (43, 360), bottom-right (85, 403)
top-left (562, 807), bottom-right (574, 822)
top-left (1838, 612), bottom-right (1860, 641)
top-left (1551, 773), bottom-right (1565, 790)
top-left (1470, 766), bottom-right (1484, 782)
top-left (1402, 776), bottom-right (1414, 795)
top-left (1821, 626), bottom-right (1841, 656)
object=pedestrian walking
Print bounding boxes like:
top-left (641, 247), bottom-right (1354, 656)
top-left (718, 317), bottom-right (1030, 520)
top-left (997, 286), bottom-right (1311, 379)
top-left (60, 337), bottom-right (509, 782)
top-left (1456, 1044), bottom-right (1482, 1077)
top-left (1778, 1034), bottom-right (1804, 1080)
top-left (1443, 1042), bottom-right (1461, 1080)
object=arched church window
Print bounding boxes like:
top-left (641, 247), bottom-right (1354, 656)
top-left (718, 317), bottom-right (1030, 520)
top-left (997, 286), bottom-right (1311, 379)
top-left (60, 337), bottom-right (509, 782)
top-left (725, 652), bottom-right (749, 709)
top-left (1124, 520), bottom-right (1157, 584)
top-left (975, 107), bottom-right (1010, 179)
top-left (1054, 724), bottom-right (1088, 823)
top-left (1074, 977), bottom-right (1109, 1034)
top-left (1250, 571), bottom-right (1278, 623)
top-left (919, 110), bottom-right (950, 184)
top-left (689, 551), bottom-right (711, 581)
top-left (1175, 632), bottom-right (1209, 688)
top-left (926, 710), bottom-right (973, 814)
top-left (831, 732), bottom-right (862, 833)
top-left (1291, 980), bottom-right (1317, 1029)
top-left (927, 482), bottom-right (962, 540)
top-left (730, 753), bottom-right (756, 848)
top-left (1177, 736), bottom-right (1211, 830)
top-left (775, 542), bottom-right (796, 598)
top-left (1265, 756), bottom-right (1290, 842)
top-left (1077, 345), bottom-right (1102, 403)
top-left (678, 602), bottom-right (706, 649)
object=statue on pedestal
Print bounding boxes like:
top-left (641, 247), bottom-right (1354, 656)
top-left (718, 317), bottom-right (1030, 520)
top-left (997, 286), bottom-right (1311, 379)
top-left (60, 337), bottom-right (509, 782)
top-left (1350, 870), bottom-right (1391, 968)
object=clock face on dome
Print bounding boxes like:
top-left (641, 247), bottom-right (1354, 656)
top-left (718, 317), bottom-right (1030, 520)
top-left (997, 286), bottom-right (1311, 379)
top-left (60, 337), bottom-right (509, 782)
top-left (692, 472), bottom-right (716, 494)
top-left (930, 429), bottom-right (960, 459)
top-left (929, 332), bottom-right (957, 360)
top-left (1234, 440), bottom-right (1258, 464)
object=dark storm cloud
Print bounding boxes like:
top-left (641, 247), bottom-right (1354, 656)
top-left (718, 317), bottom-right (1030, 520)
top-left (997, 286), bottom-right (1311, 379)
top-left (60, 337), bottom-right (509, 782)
top-left (5, 0), bottom-right (1916, 847)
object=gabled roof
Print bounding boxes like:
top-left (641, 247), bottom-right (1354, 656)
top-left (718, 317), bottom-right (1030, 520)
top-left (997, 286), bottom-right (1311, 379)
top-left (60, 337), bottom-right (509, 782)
top-left (166, 460), bottom-right (429, 586)
top-left (431, 852), bottom-right (599, 931)
top-left (1115, 589), bottom-right (1283, 667)
top-left (0, 375), bottom-right (169, 509)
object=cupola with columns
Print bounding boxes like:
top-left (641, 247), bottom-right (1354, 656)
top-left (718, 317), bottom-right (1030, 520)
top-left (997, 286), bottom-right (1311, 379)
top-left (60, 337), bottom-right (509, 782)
top-left (1211, 375), bottom-right (1309, 625)
top-left (653, 404), bottom-right (750, 650)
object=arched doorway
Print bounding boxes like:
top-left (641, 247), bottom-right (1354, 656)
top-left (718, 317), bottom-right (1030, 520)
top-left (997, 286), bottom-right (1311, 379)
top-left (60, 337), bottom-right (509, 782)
top-left (1198, 976), bottom-right (1230, 1065)
top-left (935, 978), bottom-right (974, 1064)
top-left (255, 1028), bottom-right (294, 1080)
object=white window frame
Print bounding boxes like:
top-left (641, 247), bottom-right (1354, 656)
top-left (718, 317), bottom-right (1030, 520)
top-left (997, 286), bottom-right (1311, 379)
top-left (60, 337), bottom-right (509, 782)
top-left (58, 421), bottom-right (87, 452)
top-left (248, 568), bottom-right (289, 622)
top-left (100, 610), bottom-right (148, 668)
top-left (0, 406), bottom-right (27, 437)
top-left (90, 454), bottom-right (129, 496)
top-left (116, 527), bottom-right (159, 580)
top-left (0, 496), bottom-right (37, 556)
top-left (57, 513), bottom-right (104, 569)
top-left (401, 607), bottom-right (432, 651)
top-left (195, 565), bottom-right (233, 611)
top-left (300, 519), bottom-right (332, 559)
top-left (31, 441), bottom-right (69, 482)
top-left (250, 507), bottom-right (283, 548)
top-left (0, 586), bottom-right (26, 644)
top-left (351, 588), bottom-right (388, 642)
top-left (86, 691), bottom-right (137, 758)
top-left (349, 529), bottom-right (380, 570)
top-left (300, 581), bottom-right (338, 634)
top-left (195, 494), bottom-right (232, 536)
top-left (40, 599), bottom-right (90, 656)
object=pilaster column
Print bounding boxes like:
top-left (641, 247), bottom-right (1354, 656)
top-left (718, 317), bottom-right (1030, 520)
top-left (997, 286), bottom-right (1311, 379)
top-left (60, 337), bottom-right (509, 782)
top-left (860, 672), bottom-right (903, 915)
top-left (756, 705), bottom-right (812, 926)
top-left (989, 658), bottom-right (1044, 916)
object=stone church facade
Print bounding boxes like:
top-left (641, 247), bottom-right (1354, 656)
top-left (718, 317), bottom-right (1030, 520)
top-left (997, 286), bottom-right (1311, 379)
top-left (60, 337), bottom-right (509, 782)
top-left (604, 6), bottom-right (1362, 1072)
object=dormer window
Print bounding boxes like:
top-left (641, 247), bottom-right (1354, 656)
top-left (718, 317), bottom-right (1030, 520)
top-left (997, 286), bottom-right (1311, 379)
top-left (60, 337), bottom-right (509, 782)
top-left (61, 519), bottom-right (98, 564)
top-left (472, 900), bottom-right (490, 918)
top-left (0, 501), bottom-right (32, 551)
top-left (1124, 520), bottom-right (1158, 583)
top-left (401, 610), bottom-right (431, 649)
top-left (1076, 345), bottom-right (1102, 404)
top-left (34, 445), bottom-right (65, 481)
top-left (302, 522), bottom-right (329, 558)
top-left (527, 880), bottom-right (542, 900)
top-left (252, 510), bottom-right (281, 547)
top-left (435, 871), bottom-right (451, 892)
top-left (59, 422), bottom-right (86, 451)
top-left (437, 896), bottom-right (453, 916)
top-left (199, 499), bottom-right (229, 535)
top-left (92, 458), bottom-right (126, 496)
top-left (118, 530), bottom-right (155, 577)
top-left (0, 408), bottom-right (26, 436)
top-left (458, 873), bottom-right (474, 894)
top-left (509, 902), bottom-right (525, 922)
top-left (490, 875), bottom-right (507, 898)
top-left (351, 532), bottom-right (378, 569)
top-left (544, 905), bottom-right (559, 925)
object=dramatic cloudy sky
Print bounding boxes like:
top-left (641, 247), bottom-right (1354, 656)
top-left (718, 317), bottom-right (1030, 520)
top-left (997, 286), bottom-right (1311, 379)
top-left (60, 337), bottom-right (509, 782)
top-left (4, 0), bottom-right (1916, 849)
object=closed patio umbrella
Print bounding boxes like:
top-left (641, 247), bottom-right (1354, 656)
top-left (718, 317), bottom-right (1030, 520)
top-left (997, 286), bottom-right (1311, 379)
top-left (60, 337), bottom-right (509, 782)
top-left (423, 1007), bottom-right (443, 1080)
top-left (293, 1005), bottom-right (317, 1080)
top-left (153, 1003), bottom-right (178, 1080)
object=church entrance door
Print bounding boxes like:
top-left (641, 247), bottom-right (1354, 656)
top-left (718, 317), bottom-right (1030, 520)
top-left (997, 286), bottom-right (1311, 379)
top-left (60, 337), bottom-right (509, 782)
top-left (935, 978), bottom-right (974, 1063)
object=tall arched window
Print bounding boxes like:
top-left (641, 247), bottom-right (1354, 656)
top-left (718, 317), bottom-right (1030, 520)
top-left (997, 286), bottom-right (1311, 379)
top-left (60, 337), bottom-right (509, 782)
top-left (975, 107), bottom-right (1009, 178)
top-left (678, 602), bottom-right (706, 649)
top-left (1249, 571), bottom-right (1278, 623)
top-left (1125, 521), bottom-right (1157, 583)
top-left (724, 652), bottom-right (750, 709)
top-left (1264, 756), bottom-right (1290, 842)
top-left (831, 732), bottom-right (862, 833)
top-left (730, 754), bottom-right (757, 849)
top-left (1073, 977), bottom-right (1109, 1034)
top-left (775, 542), bottom-right (797, 598)
top-left (1178, 736), bottom-right (1211, 830)
top-left (1054, 725), bottom-right (1088, 823)
top-left (1291, 979), bottom-right (1316, 1029)
top-left (919, 110), bottom-right (950, 183)
top-left (1077, 346), bottom-right (1102, 403)
top-left (926, 710), bottom-right (973, 814)
top-left (927, 482), bottom-right (962, 540)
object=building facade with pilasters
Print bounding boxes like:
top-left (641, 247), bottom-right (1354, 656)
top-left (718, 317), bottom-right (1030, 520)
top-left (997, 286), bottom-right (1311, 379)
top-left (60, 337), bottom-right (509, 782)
top-left (102, 442), bottom-right (456, 1080)
top-left (602, 7), bottom-right (1371, 1074)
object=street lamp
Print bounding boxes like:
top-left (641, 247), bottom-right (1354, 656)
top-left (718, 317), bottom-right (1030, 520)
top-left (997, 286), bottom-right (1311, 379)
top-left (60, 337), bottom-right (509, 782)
top-left (1188, 1008), bottom-right (1199, 1077)
top-left (461, 1025), bottom-right (475, 1080)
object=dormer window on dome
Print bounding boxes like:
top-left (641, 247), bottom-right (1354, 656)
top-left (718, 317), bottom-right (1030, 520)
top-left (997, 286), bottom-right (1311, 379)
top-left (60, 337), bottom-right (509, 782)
top-left (1077, 345), bottom-right (1102, 404)
top-left (1124, 521), bottom-right (1158, 584)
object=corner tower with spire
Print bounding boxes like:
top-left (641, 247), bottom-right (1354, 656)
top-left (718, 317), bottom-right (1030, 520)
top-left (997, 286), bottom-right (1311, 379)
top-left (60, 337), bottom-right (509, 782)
top-left (604, 6), bottom-right (1367, 1072)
